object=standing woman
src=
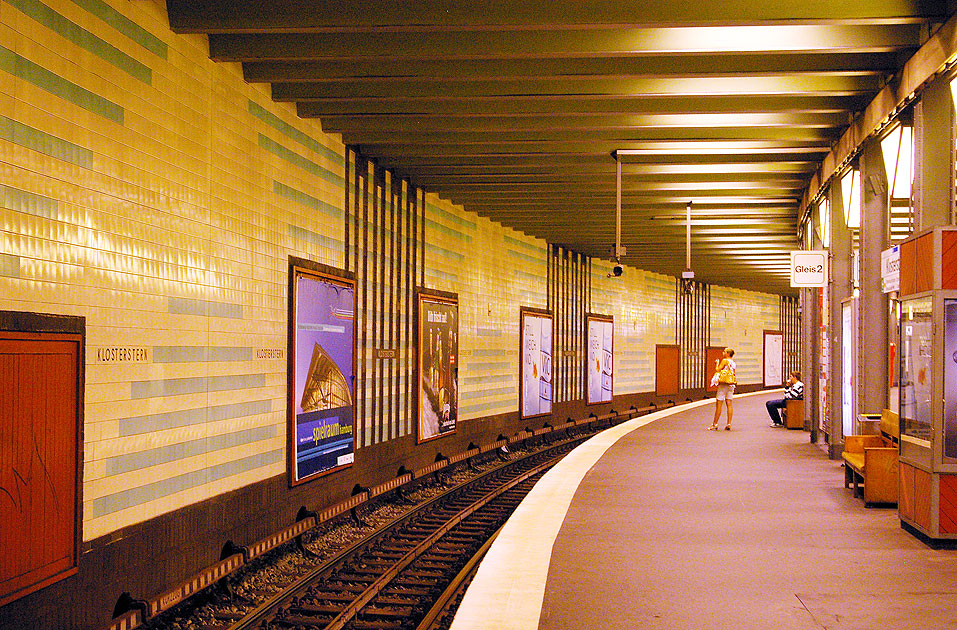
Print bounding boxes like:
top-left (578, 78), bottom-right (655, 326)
top-left (709, 347), bottom-right (737, 430)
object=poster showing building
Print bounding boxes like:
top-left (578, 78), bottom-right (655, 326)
top-left (288, 264), bottom-right (355, 486)
top-left (587, 314), bottom-right (614, 404)
top-left (520, 308), bottom-right (553, 418)
top-left (418, 292), bottom-right (459, 442)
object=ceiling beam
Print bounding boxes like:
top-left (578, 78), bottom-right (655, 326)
top-left (243, 53), bottom-right (903, 82)
top-left (208, 25), bottom-right (922, 62)
top-left (168, 0), bottom-right (945, 32)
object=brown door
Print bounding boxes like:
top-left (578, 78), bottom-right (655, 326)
top-left (705, 347), bottom-right (725, 392)
top-left (1, 334), bottom-right (81, 606)
top-left (655, 344), bottom-right (680, 397)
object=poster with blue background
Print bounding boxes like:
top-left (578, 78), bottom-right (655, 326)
top-left (291, 269), bottom-right (355, 484)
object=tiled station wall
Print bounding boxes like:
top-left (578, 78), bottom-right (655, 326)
top-left (711, 286), bottom-right (782, 385)
top-left (0, 1), bottom-right (789, 625)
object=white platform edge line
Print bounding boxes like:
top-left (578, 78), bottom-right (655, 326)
top-left (449, 390), bottom-right (776, 630)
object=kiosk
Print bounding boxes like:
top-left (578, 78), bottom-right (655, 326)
top-left (897, 226), bottom-right (957, 540)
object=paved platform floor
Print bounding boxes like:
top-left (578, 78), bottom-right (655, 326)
top-left (452, 392), bottom-right (957, 630)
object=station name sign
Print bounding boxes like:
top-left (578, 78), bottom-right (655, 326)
top-left (789, 251), bottom-right (828, 288)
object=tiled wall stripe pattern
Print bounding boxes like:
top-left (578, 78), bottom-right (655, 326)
top-left (0, 0), bottom-right (345, 539)
top-left (710, 285), bottom-right (782, 385)
top-left (590, 258), bottom-right (677, 395)
top-left (0, 0), bottom-right (788, 542)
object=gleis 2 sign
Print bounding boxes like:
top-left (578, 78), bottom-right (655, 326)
top-left (790, 251), bottom-right (828, 287)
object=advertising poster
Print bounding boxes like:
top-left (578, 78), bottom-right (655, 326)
top-left (763, 331), bottom-right (783, 387)
top-left (586, 315), bottom-right (614, 404)
top-left (945, 301), bottom-right (957, 458)
top-left (520, 309), bottom-right (553, 418)
top-left (289, 266), bottom-right (355, 485)
top-left (841, 300), bottom-right (855, 438)
top-left (418, 292), bottom-right (458, 442)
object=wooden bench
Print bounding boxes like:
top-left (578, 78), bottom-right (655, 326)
top-left (842, 409), bottom-right (900, 506)
top-left (783, 398), bottom-right (804, 430)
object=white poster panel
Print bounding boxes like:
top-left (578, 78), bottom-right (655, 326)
top-left (945, 301), bottom-right (957, 459)
top-left (587, 315), bottom-right (614, 404)
top-left (521, 310), bottom-right (553, 418)
top-left (841, 300), bottom-right (856, 438)
top-left (763, 331), bottom-right (783, 387)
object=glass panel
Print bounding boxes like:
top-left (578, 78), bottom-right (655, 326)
top-left (945, 300), bottom-right (957, 459)
top-left (901, 297), bottom-right (933, 442)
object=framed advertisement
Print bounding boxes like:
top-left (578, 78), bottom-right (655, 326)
top-left (520, 308), bottom-right (553, 418)
top-left (287, 259), bottom-right (356, 487)
top-left (763, 330), bottom-right (784, 387)
top-left (586, 313), bottom-right (614, 404)
top-left (417, 289), bottom-right (459, 443)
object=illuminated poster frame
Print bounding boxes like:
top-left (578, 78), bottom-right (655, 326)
top-left (586, 313), bottom-right (614, 405)
top-left (416, 289), bottom-right (459, 443)
top-left (520, 307), bottom-right (553, 419)
top-left (287, 258), bottom-right (356, 487)
top-left (763, 330), bottom-right (784, 388)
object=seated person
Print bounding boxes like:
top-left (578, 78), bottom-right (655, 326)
top-left (766, 371), bottom-right (804, 427)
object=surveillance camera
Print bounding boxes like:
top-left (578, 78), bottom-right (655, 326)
top-left (612, 263), bottom-right (624, 277)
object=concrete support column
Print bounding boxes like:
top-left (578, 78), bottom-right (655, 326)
top-left (914, 75), bottom-right (953, 230)
top-left (828, 178), bottom-right (853, 458)
top-left (858, 139), bottom-right (889, 414)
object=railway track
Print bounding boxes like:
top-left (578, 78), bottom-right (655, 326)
top-left (228, 436), bottom-right (586, 630)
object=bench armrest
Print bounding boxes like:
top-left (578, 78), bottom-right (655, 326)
top-left (844, 435), bottom-right (886, 453)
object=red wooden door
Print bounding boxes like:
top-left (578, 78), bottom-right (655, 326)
top-left (655, 344), bottom-right (680, 397)
top-left (705, 347), bottom-right (725, 392)
top-left (0, 334), bottom-right (81, 606)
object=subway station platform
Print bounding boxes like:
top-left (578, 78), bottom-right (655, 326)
top-left (452, 392), bottom-right (957, 630)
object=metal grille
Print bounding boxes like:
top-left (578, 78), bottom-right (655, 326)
top-left (547, 245), bottom-right (590, 404)
top-left (676, 280), bottom-right (710, 390)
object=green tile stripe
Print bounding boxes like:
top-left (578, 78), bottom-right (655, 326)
top-left (130, 373), bottom-right (266, 399)
top-left (459, 401), bottom-right (512, 415)
top-left (425, 269), bottom-right (458, 283)
top-left (71, 0), bottom-right (167, 59)
top-left (169, 296), bottom-right (243, 319)
top-left (250, 101), bottom-right (342, 165)
top-left (462, 373), bottom-right (511, 385)
top-left (0, 115), bottom-right (94, 166)
top-left (106, 425), bottom-right (277, 475)
top-left (0, 45), bottom-right (123, 123)
top-left (0, 253), bottom-right (20, 277)
top-left (0, 184), bottom-right (58, 219)
top-left (476, 328), bottom-right (503, 337)
top-left (460, 387), bottom-right (513, 400)
top-left (429, 243), bottom-right (465, 262)
top-left (258, 134), bottom-right (343, 186)
top-left (513, 269), bottom-right (545, 283)
top-left (466, 361), bottom-right (510, 371)
top-left (153, 346), bottom-right (254, 363)
top-left (470, 348), bottom-right (506, 357)
top-left (119, 399), bottom-right (273, 436)
top-left (425, 202), bottom-right (476, 230)
top-left (274, 180), bottom-right (342, 219)
top-left (506, 248), bottom-right (544, 265)
top-left (288, 224), bottom-right (344, 252)
top-left (6, 0), bottom-right (151, 83)
top-left (88, 448), bottom-right (282, 518)
top-left (504, 234), bottom-right (544, 255)
top-left (425, 217), bottom-right (472, 242)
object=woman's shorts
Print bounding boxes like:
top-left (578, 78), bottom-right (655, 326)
top-left (716, 383), bottom-right (735, 400)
